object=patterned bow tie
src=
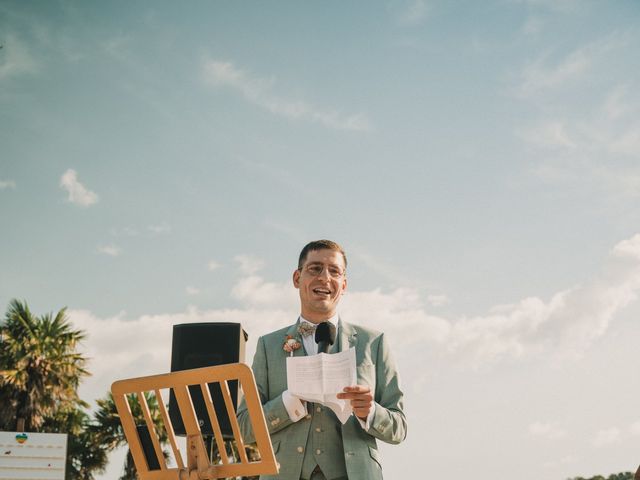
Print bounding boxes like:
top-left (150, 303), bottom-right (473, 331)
top-left (297, 322), bottom-right (317, 337)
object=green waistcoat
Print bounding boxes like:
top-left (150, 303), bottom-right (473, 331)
top-left (300, 402), bottom-right (348, 479)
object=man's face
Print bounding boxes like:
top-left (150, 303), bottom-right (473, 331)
top-left (293, 248), bottom-right (347, 323)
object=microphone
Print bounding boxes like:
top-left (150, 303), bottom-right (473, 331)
top-left (315, 321), bottom-right (336, 354)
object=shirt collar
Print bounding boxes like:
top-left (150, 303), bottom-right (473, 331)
top-left (299, 314), bottom-right (339, 328)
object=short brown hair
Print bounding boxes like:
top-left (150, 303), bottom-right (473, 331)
top-left (297, 240), bottom-right (347, 270)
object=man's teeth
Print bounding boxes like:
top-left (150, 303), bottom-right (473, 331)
top-left (313, 288), bottom-right (330, 294)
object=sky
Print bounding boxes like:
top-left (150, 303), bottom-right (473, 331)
top-left (1, 1), bottom-right (640, 479)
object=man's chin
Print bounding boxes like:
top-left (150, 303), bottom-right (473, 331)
top-left (308, 302), bottom-right (336, 315)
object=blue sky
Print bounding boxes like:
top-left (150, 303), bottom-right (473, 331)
top-left (1, 1), bottom-right (640, 479)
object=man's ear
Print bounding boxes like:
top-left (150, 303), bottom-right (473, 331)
top-left (292, 269), bottom-right (301, 288)
top-left (341, 276), bottom-right (347, 294)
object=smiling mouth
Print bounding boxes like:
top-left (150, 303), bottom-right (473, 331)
top-left (313, 288), bottom-right (331, 296)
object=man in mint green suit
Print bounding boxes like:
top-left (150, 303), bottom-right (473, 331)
top-left (237, 240), bottom-right (407, 480)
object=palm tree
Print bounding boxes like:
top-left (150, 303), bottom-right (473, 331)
top-left (0, 299), bottom-right (89, 431)
top-left (92, 391), bottom-right (168, 480)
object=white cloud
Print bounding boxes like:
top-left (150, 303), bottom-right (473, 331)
top-left (613, 234), bottom-right (640, 259)
top-left (529, 421), bottom-right (567, 439)
top-left (60, 169), bottom-right (98, 207)
top-left (0, 179), bottom-right (16, 189)
top-left (347, 232), bottom-right (640, 365)
top-left (97, 245), bottom-right (121, 257)
top-left (518, 51), bottom-right (590, 97)
top-left (609, 127), bottom-right (640, 157)
top-left (70, 232), bottom-right (640, 408)
top-left (519, 85), bottom-right (640, 199)
top-left (542, 454), bottom-right (577, 468)
top-left (69, 306), bottom-right (297, 405)
top-left (185, 286), bottom-right (200, 296)
top-left (629, 420), bottom-right (640, 436)
top-left (231, 275), bottom-right (298, 309)
top-left (592, 427), bottom-right (620, 447)
top-left (516, 37), bottom-right (618, 97)
top-left (0, 34), bottom-right (38, 80)
top-left (426, 294), bottom-right (450, 307)
top-left (518, 121), bottom-right (576, 149)
top-left (340, 287), bottom-right (452, 346)
top-left (397, 0), bottom-right (429, 26)
top-left (203, 60), bottom-right (372, 132)
top-left (148, 223), bottom-right (171, 235)
top-left (207, 260), bottom-right (221, 271)
top-left (520, 85), bottom-right (639, 154)
top-left (234, 254), bottom-right (266, 275)
top-left (603, 85), bottom-right (633, 120)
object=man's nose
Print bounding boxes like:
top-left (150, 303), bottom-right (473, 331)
top-left (318, 267), bottom-right (331, 279)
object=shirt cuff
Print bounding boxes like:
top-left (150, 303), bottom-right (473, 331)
top-left (282, 390), bottom-right (307, 422)
top-left (356, 404), bottom-right (375, 430)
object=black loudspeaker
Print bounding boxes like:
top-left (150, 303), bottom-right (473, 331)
top-left (136, 425), bottom-right (160, 471)
top-left (168, 322), bottom-right (247, 438)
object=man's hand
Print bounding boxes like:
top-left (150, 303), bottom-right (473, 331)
top-left (337, 385), bottom-right (373, 420)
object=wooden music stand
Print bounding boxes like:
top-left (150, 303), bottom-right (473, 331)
top-left (111, 363), bottom-right (278, 480)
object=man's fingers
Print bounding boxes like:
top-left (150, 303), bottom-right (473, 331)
top-left (343, 385), bottom-right (370, 393)
top-left (338, 385), bottom-right (371, 399)
top-left (337, 392), bottom-right (373, 401)
top-left (337, 392), bottom-right (359, 399)
top-left (337, 384), bottom-right (373, 421)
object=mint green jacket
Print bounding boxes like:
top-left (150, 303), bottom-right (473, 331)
top-left (237, 319), bottom-right (407, 480)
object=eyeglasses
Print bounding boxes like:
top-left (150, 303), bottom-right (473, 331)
top-left (300, 263), bottom-right (345, 278)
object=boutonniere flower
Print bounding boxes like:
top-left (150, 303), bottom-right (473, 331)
top-left (283, 335), bottom-right (301, 356)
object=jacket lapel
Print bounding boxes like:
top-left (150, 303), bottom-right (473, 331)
top-left (338, 318), bottom-right (357, 353)
top-left (286, 320), bottom-right (307, 357)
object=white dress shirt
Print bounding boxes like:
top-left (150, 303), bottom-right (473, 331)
top-left (299, 314), bottom-right (338, 355)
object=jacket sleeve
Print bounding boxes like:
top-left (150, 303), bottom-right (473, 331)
top-left (237, 335), bottom-right (300, 444)
top-left (365, 333), bottom-right (407, 445)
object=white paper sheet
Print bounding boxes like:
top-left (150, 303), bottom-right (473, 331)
top-left (286, 347), bottom-right (357, 424)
